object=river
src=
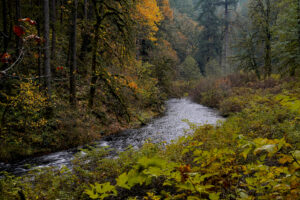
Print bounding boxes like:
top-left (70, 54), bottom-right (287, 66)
top-left (0, 98), bottom-right (223, 175)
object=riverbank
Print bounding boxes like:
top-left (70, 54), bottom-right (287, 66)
top-left (0, 75), bottom-right (192, 163)
top-left (0, 98), bottom-right (222, 175)
top-left (1, 74), bottom-right (299, 199)
top-left (0, 91), bottom-right (164, 163)
top-left (0, 104), bottom-right (163, 163)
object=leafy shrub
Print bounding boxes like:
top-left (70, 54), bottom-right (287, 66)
top-left (219, 96), bottom-right (246, 116)
top-left (0, 81), bottom-right (50, 161)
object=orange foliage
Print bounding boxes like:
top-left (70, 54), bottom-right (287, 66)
top-left (128, 81), bottom-right (138, 90)
top-left (0, 53), bottom-right (12, 63)
top-left (134, 0), bottom-right (163, 41)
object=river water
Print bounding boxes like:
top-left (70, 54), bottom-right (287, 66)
top-left (0, 98), bottom-right (223, 175)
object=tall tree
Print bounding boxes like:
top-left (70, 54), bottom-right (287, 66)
top-left (195, 0), bottom-right (222, 74)
top-left (298, 0), bottom-right (300, 50)
top-left (233, 22), bottom-right (261, 79)
top-left (50, 0), bottom-right (56, 60)
top-left (69, 0), bottom-right (78, 106)
top-left (1, 0), bottom-right (8, 53)
top-left (218, 0), bottom-right (238, 74)
top-left (43, 0), bottom-right (51, 97)
top-left (249, 0), bottom-right (276, 77)
top-left (84, 0), bottom-right (88, 20)
top-left (88, 0), bottom-right (134, 108)
top-left (79, 0), bottom-right (91, 73)
top-left (15, 0), bottom-right (21, 55)
top-left (273, 0), bottom-right (300, 75)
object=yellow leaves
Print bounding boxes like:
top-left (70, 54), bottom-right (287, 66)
top-left (136, 0), bottom-right (163, 25)
top-left (6, 81), bottom-right (48, 131)
top-left (133, 0), bottom-right (163, 41)
top-left (252, 137), bottom-right (291, 157)
top-left (9, 81), bottom-right (47, 109)
top-left (278, 154), bottom-right (293, 164)
top-left (144, 192), bottom-right (161, 200)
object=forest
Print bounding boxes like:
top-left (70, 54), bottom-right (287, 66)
top-left (0, 0), bottom-right (299, 199)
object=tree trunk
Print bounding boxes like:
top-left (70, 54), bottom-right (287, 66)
top-left (44, 0), bottom-right (52, 97)
top-left (79, 0), bottom-right (91, 75)
top-left (15, 0), bottom-right (21, 55)
top-left (37, 18), bottom-right (42, 82)
top-left (297, 0), bottom-right (300, 58)
top-left (7, 0), bottom-right (13, 44)
top-left (84, 0), bottom-right (88, 20)
top-left (88, 18), bottom-right (100, 108)
top-left (69, 0), bottom-right (78, 107)
top-left (290, 0), bottom-right (300, 76)
top-left (264, 0), bottom-right (272, 77)
top-left (50, 0), bottom-right (56, 60)
top-left (36, 0), bottom-right (43, 83)
top-left (222, 0), bottom-right (229, 74)
top-left (88, 2), bottom-right (102, 108)
top-left (2, 0), bottom-right (8, 53)
top-left (60, 0), bottom-right (63, 25)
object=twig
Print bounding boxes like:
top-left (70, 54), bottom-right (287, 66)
top-left (1, 48), bottom-right (25, 75)
top-left (0, 31), bottom-right (8, 38)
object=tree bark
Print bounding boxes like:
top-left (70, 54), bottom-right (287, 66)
top-left (84, 0), bottom-right (88, 20)
top-left (2, 0), bottom-right (8, 53)
top-left (15, 0), bottom-right (21, 55)
top-left (37, 18), bottom-right (42, 81)
top-left (222, 0), bottom-right (229, 74)
top-left (60, 0), bottom-right (63, 25)
top-left (79, 0), bottom-right (91, 75)
top-left (290, 0), bottom-right (300, 76)
top-left (50, 0), bottom-right (56, 60)
top-left (69, 0), bottom-right (78, 106)
top-left (264, 0), bottom-right (272, 77)
top-left (297, 0), bottom-right (300, 56)
top-left (35, 0), bottom-right (43, 83)
top-left (88, 2), bottom-right (102, 108)
top-left (88, 18), bottom-right (100, 108)
top-left (7, 0), bottom-right (13, 43)
top-left (44, 0), bottom-right (52, 97)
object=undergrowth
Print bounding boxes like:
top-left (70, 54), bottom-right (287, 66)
top-left (0, 73), bottom-right (299, 199)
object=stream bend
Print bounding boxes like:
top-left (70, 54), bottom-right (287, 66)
top-left (0, 98), bottom-right (224, 175)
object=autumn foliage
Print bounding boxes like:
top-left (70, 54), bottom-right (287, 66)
top-left (13, 25), bottom-right (25, 37)
top-left (133, 0), bottom-right (163, 41)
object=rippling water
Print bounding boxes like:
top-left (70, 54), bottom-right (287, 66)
top-left (0, 98), bottom-right (223, 175)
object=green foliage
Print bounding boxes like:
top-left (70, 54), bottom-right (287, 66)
top-left (136, 62), bottom-right (165, 109)
top-left (233, 0), bottom-right (300, 77)
top-left (85, 182), bottom-right (117, 199)
top-left (178, 56), bottom-right (202, 80)
top-left (204, 59), bottom-right (223, 77)
top-left (273, 0), bottom-right (300, 75)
